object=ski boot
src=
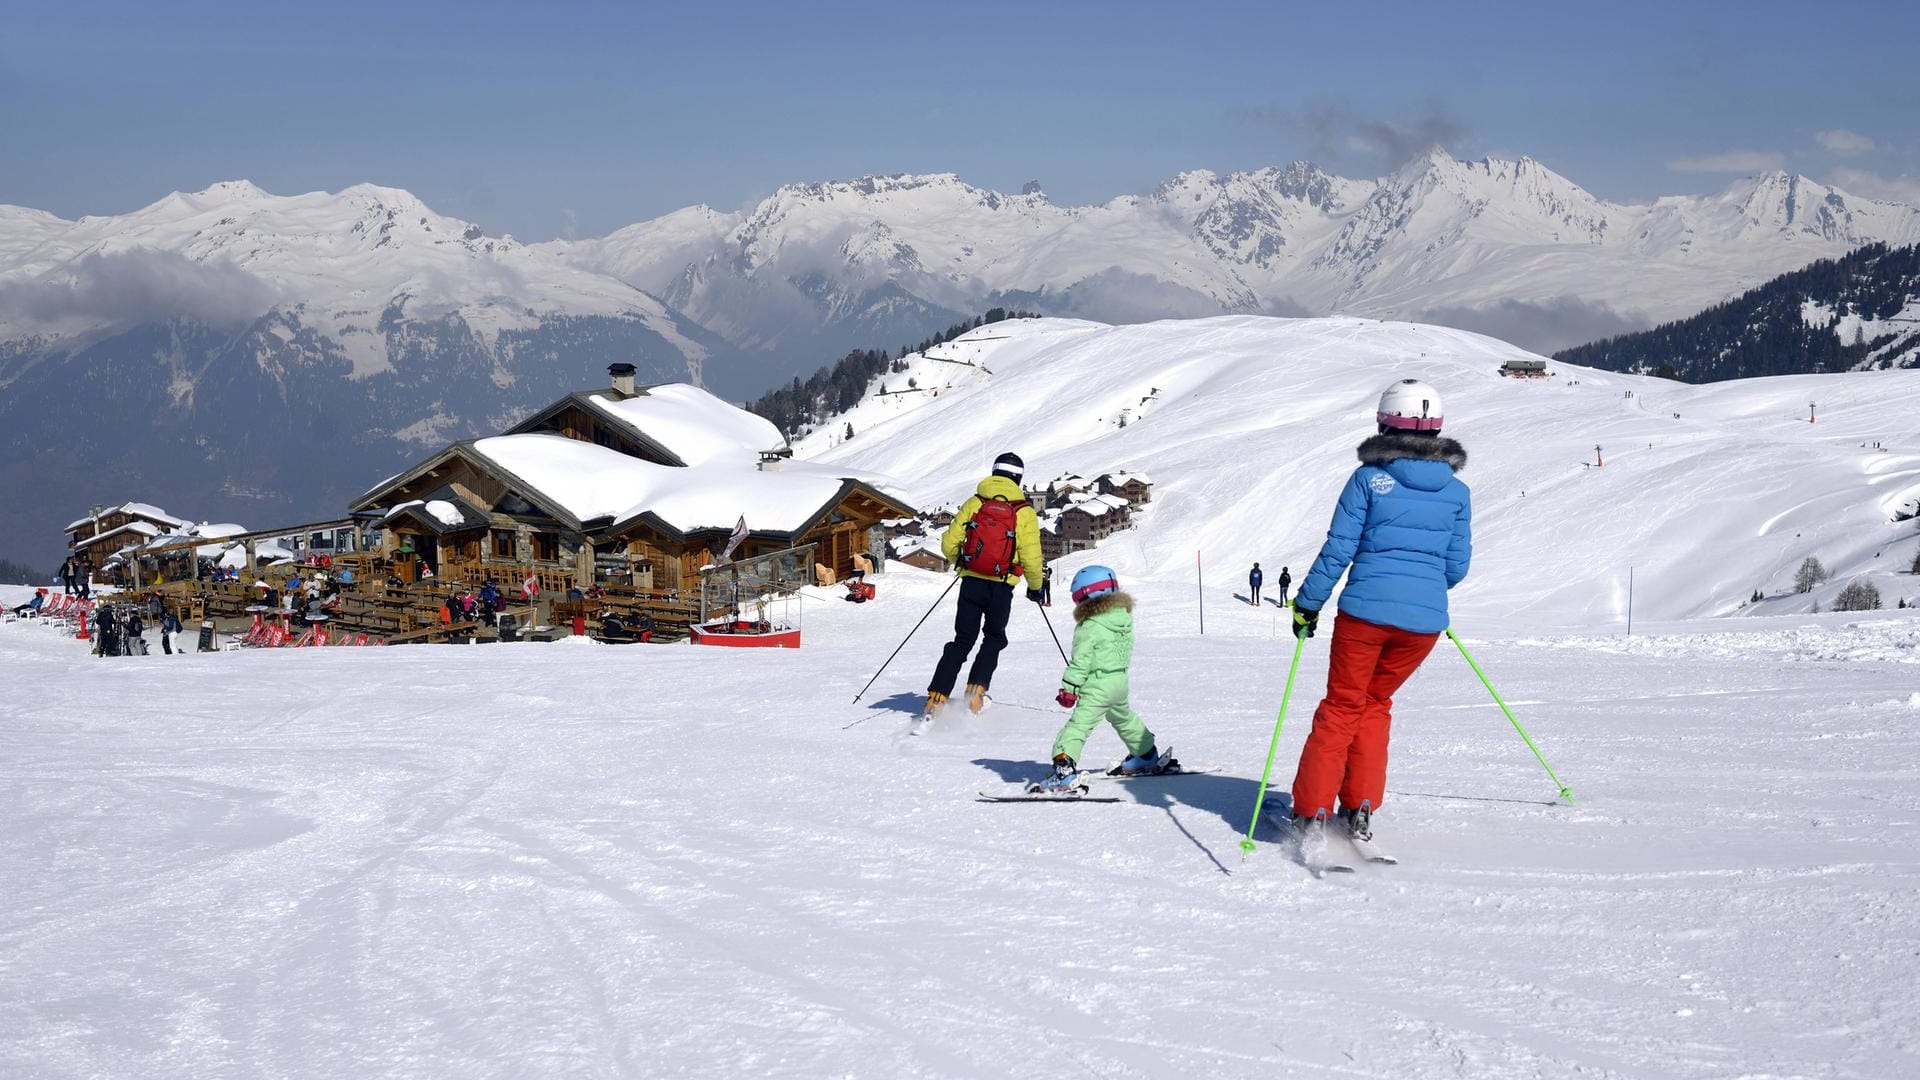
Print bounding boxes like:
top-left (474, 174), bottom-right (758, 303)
top-left (1111, 745), bottom-right (1177, 776)
top-left (1291, 809), bottom-right (1333, 867)
top-left (1028, 754), bottom-right (1083, 794)
top-left (1340, 804), bottom-right (1373, 843)
top-left (909, 691), bottom-right (947, 736)
top-left (964, 683), bottom-right (988, 714)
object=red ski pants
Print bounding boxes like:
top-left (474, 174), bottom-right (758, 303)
top-left (1290, 613), bottom-right (1438, 819)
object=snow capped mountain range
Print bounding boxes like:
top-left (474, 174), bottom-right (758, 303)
top-left (2, 152), bottom-right (1918, 570)
top-left (544, 151), bottom-right (1920, 357)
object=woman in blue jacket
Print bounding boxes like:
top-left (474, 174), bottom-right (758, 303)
top-left (1288, 379), bottom-right (1471, 843)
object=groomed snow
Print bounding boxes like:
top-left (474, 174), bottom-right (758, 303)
top-left (2, 573), bottom-right (1916, 1078)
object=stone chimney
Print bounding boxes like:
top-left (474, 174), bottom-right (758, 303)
top-left (608, 362), bottom-right (637, 398)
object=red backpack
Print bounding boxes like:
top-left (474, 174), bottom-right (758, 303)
top-left (958, 497), bottom-right (1028, 578)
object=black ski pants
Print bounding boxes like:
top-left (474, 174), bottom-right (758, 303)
top-left (930, 575), bottom-right (1015, 696)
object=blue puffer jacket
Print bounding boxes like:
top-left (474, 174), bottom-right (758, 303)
top-left (1295, 432), bottom-right (1472, 634)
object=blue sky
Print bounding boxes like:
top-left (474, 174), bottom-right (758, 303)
top-left (4, 0), bottom-right (1917, 240)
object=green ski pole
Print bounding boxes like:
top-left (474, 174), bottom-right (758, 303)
top-left (1445, 628), bottom-right (1574, 804)
top-left (1239, 630), bottom-right (1309, 859)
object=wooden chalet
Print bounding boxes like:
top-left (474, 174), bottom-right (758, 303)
top-left (1046, 473), bottom-right (1092, 508)
top-left (889, 534), bottom-right (949, 573)
top-left (349, 366), bottom-right (915, 600)
top-left (1095, 471), bottom-right (1154, 508)
top-left (1045, 493), bottom-right (1132, 561)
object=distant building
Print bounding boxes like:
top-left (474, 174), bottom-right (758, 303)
top-left (1095, 471), bottom-right (1154, 508)
top-left (351, 365), bottom-right (915, 592)
top-left (890, 535), bottom-right (949, 573)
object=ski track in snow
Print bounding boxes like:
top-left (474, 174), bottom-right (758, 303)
top-left (2, 578), bottom-right (1917, 1079)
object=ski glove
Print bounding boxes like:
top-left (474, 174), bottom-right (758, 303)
top-left (1055, 689), bottom-right (1078, 709)
top-left (1026, 588), bottom-right (1045, 604)
top-left (1292, 606), bottom-right (1320, 639)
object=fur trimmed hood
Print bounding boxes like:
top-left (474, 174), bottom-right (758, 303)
top-left (1073, 591), bottom-right (1133, 623)
top-left (1359, 431), bottom-right (1467, 472)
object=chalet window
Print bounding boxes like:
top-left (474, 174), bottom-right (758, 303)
top-left (533, 533), bottom-right (559, 562)
top-left (490, 530), bottom-right (516, 559)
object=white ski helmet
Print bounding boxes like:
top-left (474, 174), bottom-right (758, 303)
top-left (1376, 378), bottom-right (1443, 432)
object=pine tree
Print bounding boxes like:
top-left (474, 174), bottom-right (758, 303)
top-left (844, 422), bottom-right (854, 441)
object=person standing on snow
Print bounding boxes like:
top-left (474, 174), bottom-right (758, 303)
top-left (919, 452), bottom-right (1045, 729)
top-left (160, 606), bottom-right (182, 655)
top-left (1249, 562), bottom-right (1264, 606)
top-left (1031, 565), bottom-right (1173, 792)
top-left (1286, 378), bottom-right (1471, 847)
top-left (1275, 566), bottom-right (1292, 608)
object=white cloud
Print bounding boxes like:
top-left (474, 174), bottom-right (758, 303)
top-left (1814, 129), bottom-right (1875, 154)
top-left (1828, 168), bottom-right (1920, 205)
top-left (1666, 150), bottom-right (1785, 174)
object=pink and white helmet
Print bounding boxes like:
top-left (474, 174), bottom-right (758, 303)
top-left (1377, 379), bottom-right (1443, 432)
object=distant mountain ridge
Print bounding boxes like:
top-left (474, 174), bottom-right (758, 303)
top-left (1553, 243), bottom-right (1920, 381)
top-left (543, 152), bottom-right (1920, 358)
top-left (4, 154), bottom-right (1920, 567)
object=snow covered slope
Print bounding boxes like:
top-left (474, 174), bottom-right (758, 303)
top-left (546, 153), bottom-right (1920, 357)
top-left (800, 316), bottom-right (1920, 627)
top-left (3, 576), bottom-right (1916, 1078)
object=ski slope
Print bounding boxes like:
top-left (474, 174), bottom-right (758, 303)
top-left (2, 579), bottom-right (1917, 1078)
top-left (801, 315), bottom-right (1920, 626)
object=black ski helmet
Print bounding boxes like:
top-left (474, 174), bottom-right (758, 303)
top-left (992, 452), bottom-right (1025, 481)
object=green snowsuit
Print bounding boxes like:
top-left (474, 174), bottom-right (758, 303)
top-left (1052, 592), bottom-right (1156, 762)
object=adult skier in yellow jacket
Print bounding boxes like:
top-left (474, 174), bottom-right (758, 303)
top-left (919, 452), bottom-right (1045, 728)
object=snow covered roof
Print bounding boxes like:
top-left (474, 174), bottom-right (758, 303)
top-left (381, 492), bottom-right (490, 535)
top-left (581, 383), bottom-right (787, 467)
top-left (470, 433), bottom-right (908, 538)
top-left (1064, 493), bottom-right (1129, 518)
top-left (65, 501), bottom-right (191, 532)
top-left (889, 534), bottom-right (945, 559)
top-left (74, 520), bottom-right (164, 549)
top-left (1099, 471), bottom-right (1153, 487)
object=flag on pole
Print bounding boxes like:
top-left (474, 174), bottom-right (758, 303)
top-left (521, 572), bottom-right (539, 599)
top-left (722, 514), bottom-right (749, 560)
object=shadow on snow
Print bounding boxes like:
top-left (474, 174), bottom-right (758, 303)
top-left (971, 757), bottom-right (1289, 876)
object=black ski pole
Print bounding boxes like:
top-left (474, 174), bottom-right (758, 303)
top-left (851, 576), bottom-right (958, 704)
top-left (1037, 600), bottom-right (1069, 664)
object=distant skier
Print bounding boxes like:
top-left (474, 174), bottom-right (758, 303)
top-left (160, 607), bottom-right (182, 655)
top-left (920, 452), bottom-right (1045, 729)
top-left (1275, 566), bottom-right (1292, 607)
top-left (1249, 562), bottom-right (1263, 605)
top-left (1031, 565), bottom-right (1173, 792)
top-left (1287, 378), bottom-right (1471, 848)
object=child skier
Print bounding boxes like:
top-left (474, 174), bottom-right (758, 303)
top-left (1031, 565), bottom-right (1173, 792)
top-left (1287, 378), bottom-right (1471, 845)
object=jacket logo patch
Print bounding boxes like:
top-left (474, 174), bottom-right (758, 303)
top-left (1368, 473), bottom-right (1396, 495)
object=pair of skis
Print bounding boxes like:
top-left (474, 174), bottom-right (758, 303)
top-left (977, 759), bottom-right (1219, 803)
